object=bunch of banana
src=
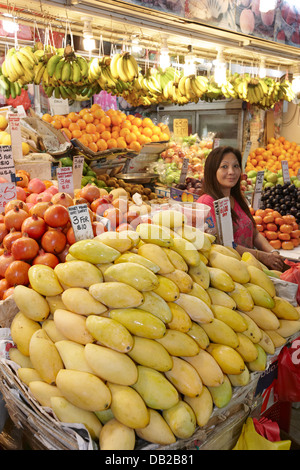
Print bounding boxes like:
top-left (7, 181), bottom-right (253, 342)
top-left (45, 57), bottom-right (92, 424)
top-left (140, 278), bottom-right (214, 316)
top-left (0, 68), bottom-right (22, 99)
top-left (177, 75), bottom-right (208, 102)
top-left (234, 75), bottom-right (250, 100)
top-left (221, 79), bottom-right (238, 100)
top-left (157, 66), bottom-right (181, 90)
top-left (110, 52), bottom-right (139, 82)
top-left (202, 81), bottom-right (223, 102)
top-left (2, 46), bottom-right (37, 85)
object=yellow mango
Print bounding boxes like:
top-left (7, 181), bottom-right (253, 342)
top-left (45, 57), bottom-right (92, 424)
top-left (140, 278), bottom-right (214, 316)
top-left (189, 282), bottom-right (211, 306)
top-left (210, 243), bottom-right (241, 260)
top-left (172, 237), bottom-right (200, 267)
top-left (246, 305), bottom-right (280, 330)
top-left (61, 288), bottom-right (107, 316)
top-left (167, 302), bottom-right (192, 333)
top-left (156, 329), bottom-right (199, 357)
top-left (42, 319), bottom-right (68, 343)
top-left (94, 409), bottom-right (114, 425)
top-left (210, 305), bottom-right (248, 333)
top-left (107, 382), bottom-right (150, 429)
top-left (184, 386), bottom-right (213, 427)
top-left (207, 267), bottom-right (235, 292)
top-left (187, 322), bottom-right (210, 350)
top-left (9, 348), bottom-right (33, 368)
top-left (127, 336), bottom-right (172, 371)
top-left (258, 330), bottom-right (276, 355)
top-left (28, 265), bottom-right (63, 296)
top-left (208, 375), bottom-right (232, 408)
top-left (209, 250), bottom-right (250, 283)
top-left (132, 365), bottom-right (179, 410)
top-left (152, 209), bottom-right (186, 228)
top-left (53, 309), bottom-right (94, 345)
top-left (140, 291), bottom-right (172, 323)
top-left (69, 238), bottom-right (120, 264)
top-left (276, 319), bottom-right (300, 338)
top-left (54, 260), bottom-right (103, 288)
top-left (162, 247), bottom-right (188, 272)
top-left (120, 230), bottom-right (140, 247)
top-left (271, 296), bottom-right (300, 321)
top-left (175, 225), bottom-right (210, 251)
top-left (29, 329), bottom-right (64, 384)
top-left (56, 369), bottom-right (111, 411)
top-left (46, 294), bottom-right (66, 314)
top-left (245, 283), bottom-right (275, 309)
top-left (241, 251), bottom-right (264, 270)
top-left (95, 231), bottom-right (132, 253)
top-left (138, 243), bottom-right (175, 274)
top-left (238, 311), bottom-right (263, 343)
top-left (246, 265), bottom-right (276, 297)
top-left (165, 356), bottom-right (203, 398)
top-left (161, 269), bottom-right (193, 294)
top-left (109, 308), bottom-right (166, 339)
top-left (136, 223), bottom-right (174, 247)
top-left (113, 252), bottom-right (160, 273)
top-left (54, 340), bottom-right (94, 373)
top-left (175, 293), bottom-right (214, 324)
top-left (17, 367), bottom-right (43, 386)
top-left (188, 261), bottom-right (210, 289)
top-left (206, 343), bottom-right (245, 375)
top-left (247, 344), bottom-right (267, 372)
top-left (207, 287), bottom-right (236, 309)
top-left (235, 333), bottom-right (259, 362)
top-left (201, 318), bottom-right (239, 348)
top-left (11, 311), bottom-right (41, 356)
top-left (89, 282), bottom-right (143, 309)
top-left (228, 365), bottom-right (250, 387)
top-left (104, 262), bottom-right (158, 291)
top-left (265, 329), bottom-right (286, 348)
top-left (13, 285), bottom-right (50, 322)
top-left (162, 400), bottom-right (196, 439)
top-left (29, 381), bottom-right (63, 407)
top-left (84, 343), bottom-right (138, 385)
top-left (50, 396), bottom-right (102, 441)
top-left (99, 419), bottom-right (135, 450)
top-left (183, 349), bottom-right (224, 387)
top-left (86, 315), bottom-right (133, 353)
top-left (228, 282), bottom-right (254, 312)
top-left (152, 275), bottom-right (180, 302)
top-left (135, 409), bottom-right (176, 445)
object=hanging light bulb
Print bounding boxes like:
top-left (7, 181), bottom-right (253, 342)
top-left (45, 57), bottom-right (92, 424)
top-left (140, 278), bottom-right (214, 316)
top-left (213, 48), bottom-right (227, 86)
top-left (259, 57), bottom-right (266, 78)
top-left (82, 18), bottom-right (96, 51)
top-left (159, 37), bottom-right (170, 71)
top-left (2, 14), bottom-right (19, 34)
top-left (184, 45), bottom-right (197, 76)
top-left (259, 0), bottom-right (277, 13)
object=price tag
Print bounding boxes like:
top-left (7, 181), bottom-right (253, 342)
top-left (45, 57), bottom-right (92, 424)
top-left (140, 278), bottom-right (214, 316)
top-left (16, 105), bottom-right (26, 118)
top-left (281, 160), bottom-right (291, 184)
top-left (179, 157), bottom-right (189, 184)
top-left (242, 141), bottom-right (252, 172)
top-left (173, 119), bottom-right (188, 137)
top-left (49, 97), bottom-right (70, 116)
top-left (8, 113), bottom-right (23, 161)
top-left (213, 138), bottom-right (221, 149)
top-left (0, 182), bottom-right (17, 211)
top-left (68, 204), bottom-right (94, 241)
top-left (251, 170), bottom-right (265, 211)
top-left (0, 145), bottom-right (16, 179)
top-left (57, 166), bottom-right (74, 196)
top-left (213, 197), bottom-right (234, 247)
top-left (73, 156), bottom-right (84, 190)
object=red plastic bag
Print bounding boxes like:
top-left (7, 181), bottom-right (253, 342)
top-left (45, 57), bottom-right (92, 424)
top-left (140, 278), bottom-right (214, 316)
top-left (275, 340), bottom-right (300, 402)
top-left (280, 260), bottom-right (300, 305)
top-left (253, 417), bottom-right (281, 442)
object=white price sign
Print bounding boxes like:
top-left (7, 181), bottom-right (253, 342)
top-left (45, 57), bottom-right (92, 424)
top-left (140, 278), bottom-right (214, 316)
top-left (213, 197), bottom-right (234, 247)
top-left (252, 170), bottom-right (265, 211)
top-left (57, 166), bottom-right (74, 196)
top-left (242, 141), bottom-right (252, 172)
top-left (281, 160), bottom-right (291, 184)
top-left (0, 182), bottom-right (17, 211)
top-left (73, 156), bottom-right (84, 190)
top-left (68, 204), bottom-right (94, 241)
top-left (8, 113), bottom-right (23, 161)
top-left (0, 145), bottom-right (16, 180)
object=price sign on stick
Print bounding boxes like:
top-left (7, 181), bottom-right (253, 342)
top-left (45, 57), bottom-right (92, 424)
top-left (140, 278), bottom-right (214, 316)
top-left (179, 157), bottom-right (189, 184)
top-left (242, 141), bottom-right (252, 172)
top-left (213, 197), bottom-right (234, 247)
top-left (57, 167), bottom-right (74, 196)
top-left (73, 156), bottom-right (84, 190)
top-left (0, 145), bottom-right (16, 180)
top-left (0, 182), bottom-right (17, 211)
top-left (68, 204), bottom-right (94, 241)
top-left (173, 119), bottom-right (188, 137)
top-left (252, 170), bottom-right (265, 211)
top-left (8, 113), bottom-right (23, 161)
top-left (281, 160), bottom-right (291, 184)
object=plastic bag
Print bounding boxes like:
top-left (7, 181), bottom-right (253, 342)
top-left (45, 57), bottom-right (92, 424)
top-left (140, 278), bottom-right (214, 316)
top-left (233, 418), bottom-right (291, 450)
top-left (275, 342), bottom-right (300, 402)
top-left (280, 260), bottom-right (300, 305)
top-left (252, 417), bottom-right (281, 442)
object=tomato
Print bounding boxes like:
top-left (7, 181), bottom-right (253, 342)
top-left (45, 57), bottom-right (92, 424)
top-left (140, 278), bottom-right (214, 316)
top-left (3, 230), bottom-right (22, 251)
top-left (281, 241), bottom-right (294, 250)
top-left (32, 250), bottom-right (59, 268)
top-left (21, 214), bottom-right (47, 240)
top-left (271, 211), bottom-right (282, 219)
top-left (275, 217), bottom-right (284, 226)
top-left (256, 225), bottom-right (264, 232)
top-left (44, 205), bottom-right (70, 228)
top-left (278, 232), bottom-right (291, 241)
top-left (11, 236), bottom-right (40, 261)
top-left (269, 239), bottom-right (281, 250)
top-left (291, 238), bottom-right (300, 247)
top-left (255, 209), bottom-right (266, 219)
top-left (263, 215), bottom-right (274, 224)
top-left (265, 231), bottom-right (278, 240)
top-left (253, 216), bottom-right (262, 225)
top-left (250, 207), bottom-right (255, 215)
top-left (280, 224), bottom-right (293, 234)
top-left (41, 230), bottom-right (67, 254)
top-left (292, 222), bottom-right (299, 231)
top-left (282, 215), bottom-right (296, 225)
top-left (266, 223), bottom-right (277, 232)
top-left (5, 260), bottom-right (30, 286)
top-left (291, 230), bottom-right (300, 239)
top-left (4, 207), bottom-right (29, 231)
top-left (265, 208), bottom-right (274, 214)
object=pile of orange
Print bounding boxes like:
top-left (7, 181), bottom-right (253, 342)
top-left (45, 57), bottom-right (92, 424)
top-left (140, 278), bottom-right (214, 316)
top-left (246, 136), bottom-right (300, 177)
top-left (42, 104), bottom-right (170, 154)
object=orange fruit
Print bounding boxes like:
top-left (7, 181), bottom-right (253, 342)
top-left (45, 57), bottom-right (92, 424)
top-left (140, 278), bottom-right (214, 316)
top-left (101, 130), bottom-right (111, 141)
top-left (86, 123), bottom-right (97, 134)
top-left (120, 128), bottom-right (130, 137)
top-left (121, 120), bottom-right (132, 130)
top-left (96, 123), bottom-right (106, 133)
top-left (111, 125), bottom-right (121, 133)
top-left (93, 109), bottom-right (106, 119)
top-left (125, 132), bottom-right (137, 144)
top-left (132, 117), bottom-right (142, 127)
top-left (42, 113), bottom-right (53, 123)
top-left (152, 125), bottom-right (161, 136)
top-left (129, 141), bottom-right (141, 152)
top-left (100, 116), bottom-right (111, 127)
top-left (88, 142), bottom-right (98, 153)
top-left (61, 117), bottom-right (72, 128)
top-left (51, 119), bottom-right (62, 130)
top-left (151, 134), bottom-right (160, 142)
top-left (78, 135), bottom-right (89, 146)
top-left (160, 132), bottom-right (170, 141)
top-left (79, 108), bottom-right (89, 117)
top-left (111, 114), bottom-right (123, 126)
top-left (72, 129), bottom-right (82, 139)
top-left (83, 113), bottom-right (94, 123)
top-left (142, 117), bottom-right (154, 128)
top-left (136, 134), bottom-right (148, 145)
top-left (90, 103), bottom-right (101, 112)
top-left (111, 130), bottom-right (120, 140)
top-left (126, 114), bottom-right (135, 122)
top-left (69, 123), bottom-right (80, 132)
top-left (77, 119), bottom-right (87, 130)
top-left (61, 128), bottom-right (72, 140)
top-left (142, 127), bottom-right (153, 138)
top-left (131, 125), bottom-right (140, 135)
top-left (97, 139), bottom-right (108, 151)
top-left (68, 112), bottom-right (79, 122)
top-left (116, 137), bottom-right (127, 149)
top-left (107, 138), bottom-right (118, 149)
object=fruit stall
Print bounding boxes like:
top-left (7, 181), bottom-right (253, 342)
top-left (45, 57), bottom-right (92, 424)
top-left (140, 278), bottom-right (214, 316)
top-left (0, 0), bottom-right (300, 453)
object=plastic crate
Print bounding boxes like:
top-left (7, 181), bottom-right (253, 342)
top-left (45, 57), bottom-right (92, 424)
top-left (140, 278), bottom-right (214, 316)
top-left (261, 401), bottom-right (292, 433)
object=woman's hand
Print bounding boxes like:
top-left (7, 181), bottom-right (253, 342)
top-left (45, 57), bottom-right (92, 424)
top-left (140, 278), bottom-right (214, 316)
top-left (258, 251), bottom-right (286, 272)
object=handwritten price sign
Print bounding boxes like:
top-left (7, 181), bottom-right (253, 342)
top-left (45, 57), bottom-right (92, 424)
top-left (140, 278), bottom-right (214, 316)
top-left (0, 182), bottom-right (17, 211)
top-left (57, 167), bottom-right (74, 196)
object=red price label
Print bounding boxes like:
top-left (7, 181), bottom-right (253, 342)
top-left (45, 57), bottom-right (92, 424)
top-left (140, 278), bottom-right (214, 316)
top-left (57, 167), bottom-right (74, 196)
top-left (0, 182), bottom-right (17, 211)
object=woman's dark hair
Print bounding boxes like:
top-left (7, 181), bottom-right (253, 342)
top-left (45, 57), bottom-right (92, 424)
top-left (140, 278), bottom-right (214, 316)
top-left (200, 146), bottom-right (255, 225)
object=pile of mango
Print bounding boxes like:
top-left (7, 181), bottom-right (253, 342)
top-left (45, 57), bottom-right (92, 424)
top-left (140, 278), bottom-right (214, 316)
top-left (8, 211), bottom-right (300, 450)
